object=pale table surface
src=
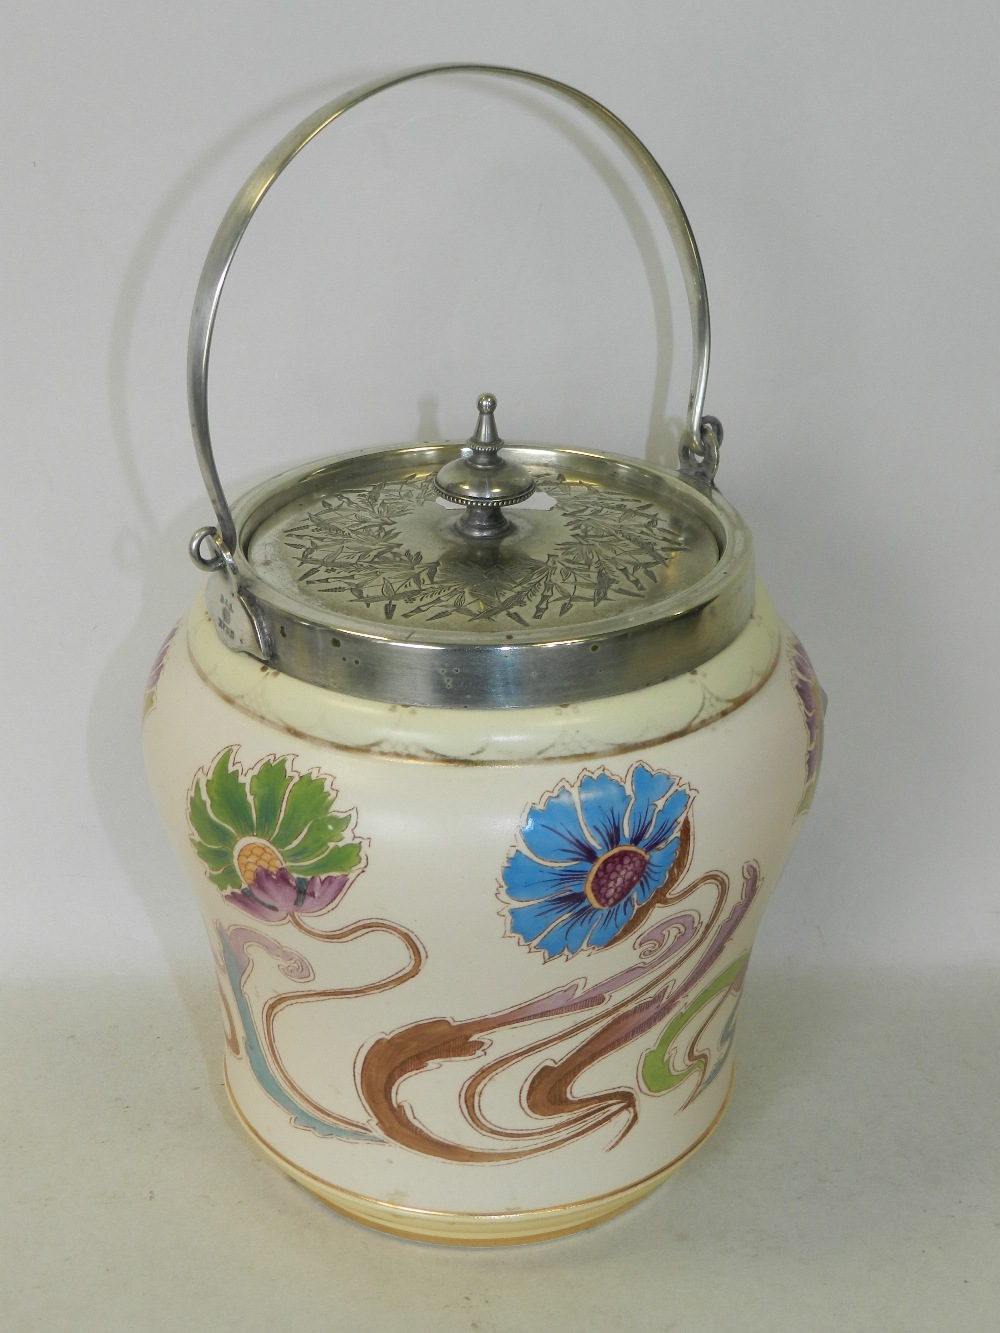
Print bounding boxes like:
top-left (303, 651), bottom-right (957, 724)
top-left (4, 961), bottom-right (996, 1332)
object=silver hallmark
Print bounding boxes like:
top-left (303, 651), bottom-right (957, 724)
top-left (204, 570), bottom-right (271, 661)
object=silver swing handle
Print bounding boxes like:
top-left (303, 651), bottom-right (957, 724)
top-left (188, 62), bottom-right (721, 564)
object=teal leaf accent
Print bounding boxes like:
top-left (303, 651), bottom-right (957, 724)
top-left (205, 749), bottom-right (255, 838)
top-left (273, 771), bottom-right (333, 851)
top-left (216, 925), bottom-right (378, 1142)
top-left (188, 788), bottom-right (235, 851)
top-left (249, 757), bottom-right (292, 841)
top-left (294, 842), bottom-right (363, 878)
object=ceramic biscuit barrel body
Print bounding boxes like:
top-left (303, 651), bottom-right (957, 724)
top-left (143, 579), bottom-right (822, 1243)
top-left (143, 65), bottom-right (824, 1244)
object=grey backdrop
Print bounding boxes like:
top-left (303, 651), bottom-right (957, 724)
top-left (3, 4), bottom-right (997, 1329)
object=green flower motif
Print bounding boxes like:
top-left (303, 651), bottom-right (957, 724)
top-left (188, 748), bottom-right (364, 912)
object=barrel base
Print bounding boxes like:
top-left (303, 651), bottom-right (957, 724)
top-left (225, 1065), bottom-right (734, 1246)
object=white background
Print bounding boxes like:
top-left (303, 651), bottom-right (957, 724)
top-left (2, 4), bottom-right (997, 1330)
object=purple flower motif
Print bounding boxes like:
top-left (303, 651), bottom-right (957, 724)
top-left (225, 867), bottom-right (350, 922)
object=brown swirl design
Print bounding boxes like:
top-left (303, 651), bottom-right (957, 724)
top-left (258, 918), bottom-right (426, 1131)
top-left (356, 831), bottom-right (763, 1163)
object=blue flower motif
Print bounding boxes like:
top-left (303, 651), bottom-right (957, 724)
top-left (501, 764), bottom-right (693, 961)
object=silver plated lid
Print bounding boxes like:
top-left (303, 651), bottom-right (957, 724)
top-left (186, 66), bottom-right (754, 709)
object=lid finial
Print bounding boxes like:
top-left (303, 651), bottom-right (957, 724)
top-left (434, 393), bottom-right (536, 540)
top-left (471, 394), bottom-right (500, 448)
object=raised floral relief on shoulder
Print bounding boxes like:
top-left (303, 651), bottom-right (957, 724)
top-left (788, 635), bottom-right (825, 816)
top-left (142, 622), bottom-right (180, 720)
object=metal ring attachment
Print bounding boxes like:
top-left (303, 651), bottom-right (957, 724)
top-left (678, 415), bottom-right (723, 486)
top-left (189, 525), bottom-right (227, 571)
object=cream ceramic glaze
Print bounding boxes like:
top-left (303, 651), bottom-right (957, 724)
top-left (142, 583), bottom-right (823, 1244)
top-left (187, 582), bottom-right (783, 761)
top-left (147, 64), bottom-right (825, 1245)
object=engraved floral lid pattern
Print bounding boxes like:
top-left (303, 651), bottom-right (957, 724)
top-left (274, 471), bottom-right (692, 628)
